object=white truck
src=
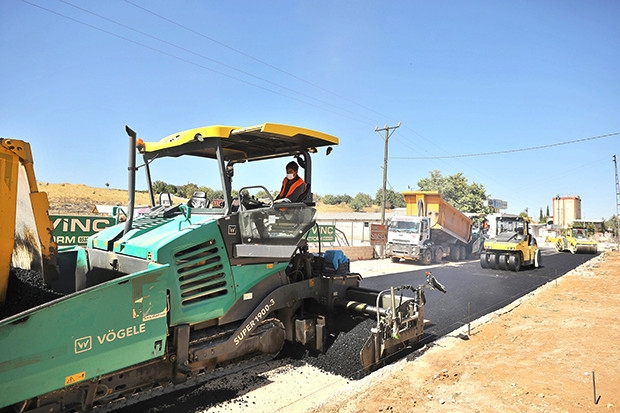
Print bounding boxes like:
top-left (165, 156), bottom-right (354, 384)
top-left (386, 191), bottom-right (480, 264)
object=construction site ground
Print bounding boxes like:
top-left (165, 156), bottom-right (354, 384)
top-left (194, 250), bottom-right (617, 413)
top-left (312, 250), bottom-right (619, 413)
top-left (40, 184), bottom-right (618, 412)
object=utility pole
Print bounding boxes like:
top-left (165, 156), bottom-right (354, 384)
top-left (613, 155), bottom-right (620, 243)
top-left (374, 122), bottom-right (401, 225)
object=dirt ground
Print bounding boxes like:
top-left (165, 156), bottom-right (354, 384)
top-left (314, 251), bottom-right (619, 413)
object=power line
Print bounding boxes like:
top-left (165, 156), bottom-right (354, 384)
top-left (21, 0), bottom-right (374, 124)
top-left (56, 0), bottom-right (375, 124)
top-left (19, 0), bottom-right (618, 179)
top-left (392, 132), bottom-right (620, 160)
top-left (122, 0), bottom-right (395, 121)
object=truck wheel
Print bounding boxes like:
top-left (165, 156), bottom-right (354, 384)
top-left (488, 253), bottom-right (497, 269)
top-left (480, 252), bottom-right (488, 268)
top-left (391, 257), bottom-right (400, 263)
top-left (433, 248), bottom-right (443, 263)
top-left (450, 247), bottom-right (459, 261)
top-left (459, 246), bottom-right (467, 260)
top-left (509, 254), bottom-right (521, 272)
top-left (422, 249), bottom-right (432, 265)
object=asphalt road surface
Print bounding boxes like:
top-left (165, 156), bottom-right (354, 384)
top-left (114, 246), bottom-right (598, 412)
top-left (360, 246), bottom-right (599, 345)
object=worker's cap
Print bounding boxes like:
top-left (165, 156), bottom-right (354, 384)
top-left (286, 161), bottom-right (299, 171)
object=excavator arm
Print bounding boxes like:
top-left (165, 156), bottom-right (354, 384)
top-left (0, 138), bottom-right (57, 305)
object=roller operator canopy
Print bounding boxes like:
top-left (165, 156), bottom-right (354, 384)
top-left (137, 123), bottom-right (338, 163)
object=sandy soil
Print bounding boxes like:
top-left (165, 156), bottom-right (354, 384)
top-left (314, 251), bottom-right (619, 413)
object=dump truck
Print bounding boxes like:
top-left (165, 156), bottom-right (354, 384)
top-left (0, 124), bottom-right (446, 413)
top-left (553, 227), bottom-right (598, 254)
top-left (0, 138), bottom-right (57, 305)
top-left (480, 214), bottom-right (541, 271)
top-left (386, 191), bottom-right (480, 264)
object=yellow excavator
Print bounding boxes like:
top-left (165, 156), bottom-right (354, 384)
top-left (0, 138), bottom-right (57, 305)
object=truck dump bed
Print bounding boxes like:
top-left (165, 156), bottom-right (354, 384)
top-left (403, 191), bottom-right (472, 244)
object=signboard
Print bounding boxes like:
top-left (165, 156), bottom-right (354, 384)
top-left (370, 223), bottom-right (388, 245)
top-left (487, 198), bottom-right (508, 209)
top-left (305, 225), bottom-right (336, 243)
top-left (50, 215), bottom-right (118, 246)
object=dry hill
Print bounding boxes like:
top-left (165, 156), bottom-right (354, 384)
top-left (39, 183), bottom-right (367, 214)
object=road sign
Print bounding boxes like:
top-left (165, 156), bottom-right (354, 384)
top-left (50, 215), bottom-right (117, 246)
top-left (305, 225), bottom-right (336, 243)
top-left (370, 223), bottom-right (388, 245)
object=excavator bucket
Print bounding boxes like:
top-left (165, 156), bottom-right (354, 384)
top-left (0, 139), bottom-right (57, 305)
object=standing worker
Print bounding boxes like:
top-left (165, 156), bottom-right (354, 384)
top-left (276, 161), bottom-right (306, 202)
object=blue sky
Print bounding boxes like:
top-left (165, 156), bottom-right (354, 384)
top-left (2, 1), bottom-right (619, 220)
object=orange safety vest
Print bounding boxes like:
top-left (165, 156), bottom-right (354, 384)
top-left (278, 176), bottom-right (306, 201)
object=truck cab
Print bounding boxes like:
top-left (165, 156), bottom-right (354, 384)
top-left (386, 216), bottom-right (432, 263)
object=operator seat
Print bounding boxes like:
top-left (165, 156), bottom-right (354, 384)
top-left (297, 183), bottom-right (315, 206)
top-left (159, 192), bottom-right (172, 207)
top-left (516, 227), bottom-right (524, 241)
top-left (188, 191), bottom-right (209, 208)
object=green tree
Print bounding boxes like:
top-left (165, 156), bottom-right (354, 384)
top-left (336, 194), bottom-right (353, 204)
top-left (153, 180), bottom-right (167, 194)
top-left (374, 189), bottom-right (405, 209)
top-left (255, 189), bottom-right (271, 199)
top-left (416, 170), bottom-right (489, 213)
top-left (181, 183), bottom-right (200, 198)
top-left (322, 194), bottom-right (339, 205)
top-left (200, 187), bottom-right (224, 200)
top-left (539, 208), bottom-right (545, 223)
top-left (322, 194), bottom-right (353, 205)
top-left (605, 215), bottom-right (619, 237)
top-left (152, 180), bottom-right (180, 196)
top-left (350, 192), bottom-right (373, 212)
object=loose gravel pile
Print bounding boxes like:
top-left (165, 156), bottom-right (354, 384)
top-left (0, 267), bottom-right (64, 320)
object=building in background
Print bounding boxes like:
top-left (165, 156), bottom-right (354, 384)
top-left (553, 195), bottom-right (581, 227)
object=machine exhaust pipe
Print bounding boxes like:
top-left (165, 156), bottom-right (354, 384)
top-left (123, 126), bottom-right (137, 236)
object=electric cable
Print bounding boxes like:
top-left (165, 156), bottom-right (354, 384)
top-left (19, 0), bottom-right (617, 210)
top-left (21, 0), bottom-right (373, 124)
top-left (392, 132), bottom-right (620, 160)
top-left (122, 0), bottom-right (394, 121)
